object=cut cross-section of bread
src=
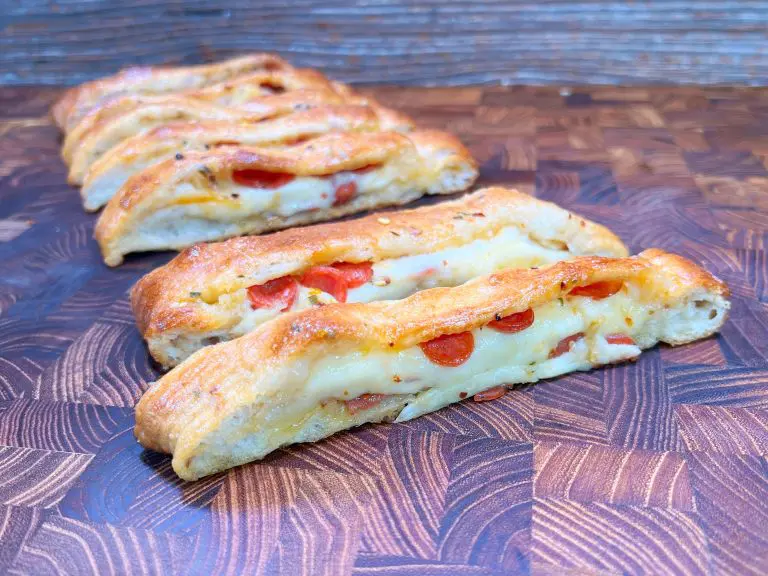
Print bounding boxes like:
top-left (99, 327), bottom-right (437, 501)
top-left (63, 69), bottom-right (352, 183)
top-left (81, 105), bottom-right (414, 211)
top-left (95, 130), bottom-right (478, 266)
top-left (134, 249), bottom-right (730, 480)
top-left (131, 187), bottom-right (628, 368)
top-left (53, 53), bottom-right (292, 132)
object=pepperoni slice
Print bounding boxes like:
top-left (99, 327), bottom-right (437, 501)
top-left (333, 181), bottom-right (357, 206)
top-left (473, 385), bottom-right (507, 402)
top-left (548, 332), bottom-right (585, 359)
top-left (299, 266), bottom-right (348, 302)
top-left (605, 333), bottom-right (636, 346)
top-left (420, 331), bottom-right (474, 367)
top-left (345, 393), bottom-right (386, 415)
top-left (332, 262), bottom-right (373, 288)
top-left (247, 276), bottom-right (298, 312)
top-left (232, 169), bottom-right (295, 189)
top-left (568, 280), bottom-right (623, 300)
top-left (488, 308), bottom-right (535, 334)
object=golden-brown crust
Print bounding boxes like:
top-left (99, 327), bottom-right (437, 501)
top-left (63, 88), bottom-right (350, 185)
top-left (123, 104), bottom-right (382, 147)
top-left (94, 129), bottom-right (477, 265)
top-left (118, 131), bottom-right (407, 210)
top-left (131, 186), bottom-right (628, 342)
top-left (637, 248), bottom-right (731, 299)
top-left (134, 249), bottom-right (729, 458)
top-left (80, 104), bottom-right (415, 209)
top-left (327, 81), bottom-right (412, 131)
top-left (65, 68), bottom-right (335, 150)
top-left (192, 68), bottom-right (333, 101)
top-left (62, 69), bottom-right (342, 169)
top-left (52, 53), bottom-right (291, 131)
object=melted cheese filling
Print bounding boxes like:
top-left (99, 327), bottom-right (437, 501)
top-left (304, 287), bottom-right (648, 422)
top-left (177, 163), bottom-right (406, 220)
top-left (131, 163), bottom-right (413, 251)
top-left (90, 125), bottom-right (341, 197)
top-left (255, 283), bottom-right (723, 441)
top-left (225, 225), bottom-right (574, 337)
top-left (188, 283), bottom-right (725, 477)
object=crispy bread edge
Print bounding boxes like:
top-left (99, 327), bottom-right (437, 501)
top-left (134, 249), bottom-right (729, 474)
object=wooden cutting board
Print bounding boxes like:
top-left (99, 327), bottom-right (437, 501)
top-left (0, 85), bottom-right (766, 575)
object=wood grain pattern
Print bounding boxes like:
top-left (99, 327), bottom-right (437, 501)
top-left (532, 499), bottom-right (711, 574)
top-left (10, 516), bottom-right (195, 576)
top-left (0, 446), bottom-right (91, 508)
top-left (3, 1), bottom-right (768, 86)
top-left (0, 505), bottom-right (46, 572)
top-left (1, 85), bottom-right (768, 574)
top-left (534, 443), bottom-right (695, 511)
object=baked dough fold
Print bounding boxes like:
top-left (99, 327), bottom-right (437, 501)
top-left (95, 130), bottom-right (478, 266)
top-left (53, 53), bottom-right (292, 132)
top-left (63, 69), bottom-right (365, 184)
top-left (80, 104), bottom-right (413, 211)
top-left (134, 249), bottom-right (729, 480)
top-left (131, 187), bottom-right (628, 367)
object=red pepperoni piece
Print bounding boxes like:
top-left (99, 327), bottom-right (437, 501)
top-left (247, 276), bottom-right (298, 312)
top-left (345, 393), bottom-right (386, 414)
top-left (420, 331), bottom-right (475, 367)
top-left (299, 266), bottom-right (348, 302)
top-left (332, 262), bottom-right (373, 288)
top-left (605, 333), bottom-right (636, 346)
top-left (333, 181), bottom-right (357, 206)
top-left (232, 169), bottom-right (295, 189)
top-left (568, 280), bottom-right (623, 300)
top-left (549, 332), bottom-right (585, 359)
top-left (488, 308), bottom-right (535, 334)
top-left (473, 385), bottom-right (507, 402)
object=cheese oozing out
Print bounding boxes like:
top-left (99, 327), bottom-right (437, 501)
top-left (187, 281), bottom-right (726, 477)
top-left (84, 131), bottom-right (334, 210)
top-left (122, 162), bottom-right (406, 257)
top-left (219, 225), bottom-right (575, 338)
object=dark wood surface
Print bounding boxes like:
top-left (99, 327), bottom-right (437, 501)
top-left (3, 1), bottom-right (768, 86)
top-left (1, 85), bottom-right (768, 575)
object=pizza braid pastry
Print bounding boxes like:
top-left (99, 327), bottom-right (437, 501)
top-left (130, 187), bottom-right (628, 367)
top-left (134, 249), bottom-right (730, 480)
top-left (53, 53), bottom-right (292, 131)
top-left (80, 104), bottom-right (413, 210)
top-left (95, 130), bottom-right (478, 266)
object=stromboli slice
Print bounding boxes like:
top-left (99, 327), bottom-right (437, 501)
top-left (63, 70), bottom-right (351, 183)
top-left (53, 53), bottom-right (291, 131)
top-left (131, 187), bottom-right (628, 367)
top-left (64, 67), bottom-right (336, 161)
top-left (134, 249), bottom-right (730, 480)
top-left (81, 105), bottom-right (414, 211)
top-left (63, 90), bottom-right (348, 185)
top-left (95, 130), bottom-right (478, 266)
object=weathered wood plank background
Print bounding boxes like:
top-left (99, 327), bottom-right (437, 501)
top-left (2, 0), bottom-right (768, 86)
top-left (0, 84), bottom-right (767, 574)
